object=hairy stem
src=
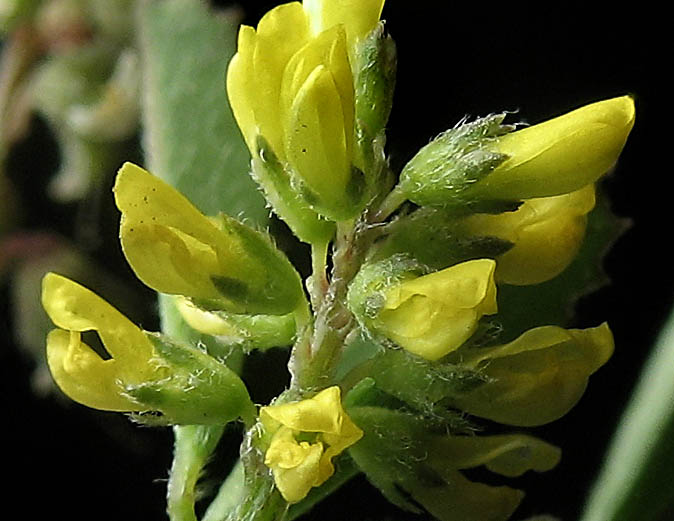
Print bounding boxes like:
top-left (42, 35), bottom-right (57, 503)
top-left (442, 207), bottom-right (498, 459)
top-left (167, 425), bottom-right (226, 521)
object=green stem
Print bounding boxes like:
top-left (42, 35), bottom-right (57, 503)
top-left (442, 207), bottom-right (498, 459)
top-left (371, 184), bottom-right (406, 223)
top-left (225, 426), bottom-right (290, 521)
top-left (202, 461), bottom-right (245, 521)
top-left (167, 425), bottom-right (226, 521)
top-left (308, 240), bottom-right (330, 312)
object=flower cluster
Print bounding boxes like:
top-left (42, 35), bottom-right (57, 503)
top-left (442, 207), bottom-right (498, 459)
top-left (39, 0), bottom-right (635, 520)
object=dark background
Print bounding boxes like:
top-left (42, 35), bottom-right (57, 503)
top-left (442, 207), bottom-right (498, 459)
top-left (2, 2), bottom-right (664, 520)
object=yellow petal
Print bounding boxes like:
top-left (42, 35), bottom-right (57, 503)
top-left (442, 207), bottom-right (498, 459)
top-left (377, 259), bottom-right (497, 360)
top-left (284, 64), bottom-right (351, 206)
top-left (46, 329), bottom-right (142, 411)
top-left (463, 184), bottom-right (596, 285)
top-left (478, 96), bottom-right (635, 200)
top-left (226, 26), bottom-right (258, 150)
top-left (41, 272), bottom-right (153, 364)
top-left (269, 439), bottom-right (324, 503)
top-left (114, 163), bottom-right (304, 314)
top-left (261, 386), bottom-right (363, 497)
top-left (320, 412), bottom-right (363, 483)
top-left (115, 163), bottom-right (229, 301)
top-left (280, 25), bottom-right (353, 152)
top-left (250, 2), bottom-right (310, 159)
top-left (303, 0), bottom-right (385, 47)
top-left (429, 433), bottom-right (561, 478)
top-left (261, 386), bottom-right (344, 434)
top-left (409, 469), bottom-right (523, 521)
top-left (452, 323), bottom-right (614, 426)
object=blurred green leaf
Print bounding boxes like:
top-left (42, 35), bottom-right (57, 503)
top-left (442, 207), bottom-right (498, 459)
top-left (138, 0), bottom-right (266, 222)
top-left (137, 2), bottom-right (267, 520)
top-left (580, 304), bottom-right (674, 521)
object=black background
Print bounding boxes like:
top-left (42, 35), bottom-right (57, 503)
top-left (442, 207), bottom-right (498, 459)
top-left (2, 2), bottom-right (665, 520)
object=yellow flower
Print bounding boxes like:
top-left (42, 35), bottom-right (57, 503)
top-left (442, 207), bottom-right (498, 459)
top-left (375, 259), bottom-right (497, 361)
top-left (42, 272), bottom-right (160, 411)
top-left (474, 95), bottom-right (635, 200)
top-left (449, 323), bottom-right (614, 426)
top-left (261, 386), bottom-right (363, 503)
top-left (227, 0), bottom-right (385, 220)
top-left (461, 184), bottom-right (596, 285)
top-left (42, 272), bottom-right (255, 424)
top-left (113, 162), bottom-right (304, 315)
top-left (398, 96), bottom-right (634, 208)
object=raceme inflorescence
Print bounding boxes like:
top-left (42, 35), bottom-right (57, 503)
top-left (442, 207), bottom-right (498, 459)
top-left (41, 1), bottom-right (635, 520)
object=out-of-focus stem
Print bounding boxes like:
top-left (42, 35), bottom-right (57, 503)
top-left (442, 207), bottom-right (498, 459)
top-left (167, 425), bottom-right (226, 521)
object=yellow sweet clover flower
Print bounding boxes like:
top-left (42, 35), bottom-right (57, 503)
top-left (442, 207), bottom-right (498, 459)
top-left (227, 0), bottom-right (385, 221)
top-left (398, 96), bottom-right (635, 208)
top-left (42, 272), bottom-right (255, 424)
top-left (472, 95), bottom-right (635, 201)
top-left (448, 323), bottom-right (614, 426)
top-left (374, 259), bottom-right (498, 361)
top-left (113, 162), bottom-right (304, 316)
top-left (461, 184), bottom-right (596, 285)
top-left (260, 386), bottom-right (363, 503)
top-left (42, 272), bottom-right (162, 411)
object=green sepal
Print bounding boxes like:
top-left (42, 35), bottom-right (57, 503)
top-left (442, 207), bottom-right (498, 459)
top-left (252, 136), bottom-right (335, 245)
top-left (176, 296), bottom-right (296, 352)
top-left (210, 212), bottom-right (306, 316)
top-left (346, 405), bottom-right (542, 521)
top-left (125, 332), bottom-right (255, 426)
top-left (398, 114), bottom-right (513, 207)
top-left (353, 22), bottom-right (396, 139)
top-left (346, 254), bottom-right (425, 329)
top-left (350, 349), bottom-right (488, 426)
top-left (371, 206), bottom-right (514, 270)
top-left (353, 21), bottom-right (396, 170)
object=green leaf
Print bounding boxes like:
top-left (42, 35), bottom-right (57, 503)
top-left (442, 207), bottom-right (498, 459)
top-left (580, 306), bottom-right (674, 521)
top-left (137, 3), bottom-right (266, 520)
top-left (137, 0), bottom-right (267, 223)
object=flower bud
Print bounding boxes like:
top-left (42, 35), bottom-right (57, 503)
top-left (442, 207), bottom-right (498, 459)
top-left (461, 184), bottom-right (596, 285)
top-left (114, 162), bottom-right (305, 315)
top-left (42, 273), bottom-right (254, 424)
top-left (227, 0), bottom-right (385, 222)
top-left (448, 323), bottom-right (614, 426)
top-left (399, 96), bottom-right (635, 207)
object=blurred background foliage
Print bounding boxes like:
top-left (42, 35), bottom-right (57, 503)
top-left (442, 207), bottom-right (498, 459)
top-left (1, 1), bottom-right (665, 520)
